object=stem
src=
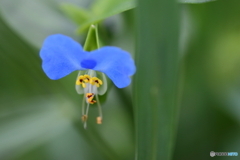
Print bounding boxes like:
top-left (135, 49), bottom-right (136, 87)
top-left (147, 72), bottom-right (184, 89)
top-left (96, 94), bottom-right (103, 118)
top-left (84, 103), bottom-right (90, 129)
top-left (82, 94), bottom-right (85, 116)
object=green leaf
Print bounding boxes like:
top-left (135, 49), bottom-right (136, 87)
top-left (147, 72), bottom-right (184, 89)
top-left (0, 96), bottom-right (76, 159)
top-left (91, 0), bottom-right (135, 16)
top-left (134, 0), bottom-right (181, 159)
top-left (76, 0), bottom-right (136, 33)
top-left (178, 0), bottom-right (216, 3)
top-left (65, 0), bottom-right (214, 34)
top-left (0, 0), bottom-right (80, 48)
top-left (60, 3), bottom-right (92, 25)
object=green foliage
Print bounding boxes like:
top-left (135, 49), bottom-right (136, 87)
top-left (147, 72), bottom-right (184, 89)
top-left (61, 0), bottom-right (135, 33)
top-left (134, 0), bottom-right (180, 159)
top-left (0, 0), bottom-right (79, 48)
top-left (61, 0), bottom-right (214, 33)
top-left (1, 0), bottom-right (240, 160)
top-left (60, 4), bottom-right (92, 25)
top-left (60, 0), bottom-right (216, 34)
top-left (179, 0), bottom-right (216, 3)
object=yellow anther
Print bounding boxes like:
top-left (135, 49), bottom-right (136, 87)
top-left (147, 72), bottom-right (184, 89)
top-left (96, 117), bottom-right (102, 124)
top-left (86, 93), bottom-right (94, 98)
top-left (76, 75), bottom-right (86, 88)
top-left (76, 74), bottom-right (92, 88)
top-left (82, 83), bottom-right (86, 88)
top-left (82, 115), bottom-right (88, 122)
top-left (90, 77), bottom-right (103, 87)
top-left (86, 93), bottom-right (96, 104)
top-left (99, 79), bottom-right (103, 85)
top-left (88, 97), bottom-right (96, 104)
top-left (83, 75), bottom-right (91, 83)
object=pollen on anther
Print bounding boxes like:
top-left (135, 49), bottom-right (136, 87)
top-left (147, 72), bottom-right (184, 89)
top-left (86, 93), bottom-right (94, 98)
top-left (76, 75), bottom-right (87, 88)
top-left (87, 97), bottom-right (96, 104)
top-left (83, 75), bottom-right (91, 83)
top-left (90, 77), bottom-right (103, 87)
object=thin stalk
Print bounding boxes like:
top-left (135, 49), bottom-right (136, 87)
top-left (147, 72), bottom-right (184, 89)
top-left (96, 94), bottom-right (103, 118)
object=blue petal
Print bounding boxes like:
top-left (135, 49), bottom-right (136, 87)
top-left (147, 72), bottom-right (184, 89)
top-left (40, 34), bottom-right (86, 80)
top-left (85, 47), bottom-right (136, 88)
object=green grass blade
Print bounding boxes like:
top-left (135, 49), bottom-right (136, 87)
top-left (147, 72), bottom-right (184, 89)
top-left (134, 0), bottom-right (180, 159)
top-left (178, 0), bottom-right (216, 3)
top-left (63, 0), bottom-right (215, 34)
top-left (76, 0), bottom-right (135, 33)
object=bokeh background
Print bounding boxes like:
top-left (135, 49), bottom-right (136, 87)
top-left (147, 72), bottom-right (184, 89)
top-left (0, 0), bottom-right (240, 159)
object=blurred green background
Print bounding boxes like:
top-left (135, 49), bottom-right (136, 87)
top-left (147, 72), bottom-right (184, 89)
top-left (0, 0), bottom-right (240, 159)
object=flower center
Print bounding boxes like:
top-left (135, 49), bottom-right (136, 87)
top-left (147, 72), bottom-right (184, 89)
top-left (76, 72), bottom-right (104, 128)
top-left (81, 59), bottom-right (97, 69)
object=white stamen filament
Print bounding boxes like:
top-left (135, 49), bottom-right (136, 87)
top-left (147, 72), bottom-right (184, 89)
top-left (82, 94), bottom-right (85, 116)
top-left (84, 103), bottom-right (90, 129)
top-left (96, 94), bottom-right (103, 119)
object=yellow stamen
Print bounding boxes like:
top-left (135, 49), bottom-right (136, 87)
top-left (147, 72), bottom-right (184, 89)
top-left (90, 77), bottom-right (103, 87)
top-left (86, 93), bottom-right (96, 104)
top-left (82, 83), bottom-right (86, 88)
top-left (83, 75), bottom-right (91, 83)
top-left (96, 117), bottom-right (102, 124)
top-left (87, 97), bottom-right (96, 104)
top-left (82, 115), bottom-right (88, 122)
top-left (98, 79), bottom-right (103, 85)
top-left (76, 75), bottom-right (86, 88)
top-left (76, 74), bottom-right (93, 88)
top-left (86, 93), bottom-right (94, 98)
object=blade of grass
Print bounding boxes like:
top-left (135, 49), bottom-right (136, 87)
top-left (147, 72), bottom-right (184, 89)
top-left (178, 0), bottom-right (216, 3)
top-left (134, 0), bottom-right (180, 159)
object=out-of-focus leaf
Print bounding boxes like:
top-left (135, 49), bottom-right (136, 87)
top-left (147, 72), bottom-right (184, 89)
top-left (60, 3), bottom-right (92, 25)
top-left (0, 96), bottom-right (75, 159)
top-left (72, 0), bottom-right (214, 34)
top-left (91, 0), bottom-right (134, 16)
top-left (76, 0), bottom-right (135, 33)
top-left (0, 0), bottom-right (85, 48)
top-left (0, 14), bottom-right (65, 102)
top-left (178, 0), bottom-right (216, 3)
top-left (134, 0), bottom-right (180, 159)
top-left (0, 0), bottom-right (215, 48)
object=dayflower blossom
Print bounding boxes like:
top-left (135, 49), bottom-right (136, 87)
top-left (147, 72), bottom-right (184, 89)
top-left (40, 34), bottom-right (136, 128)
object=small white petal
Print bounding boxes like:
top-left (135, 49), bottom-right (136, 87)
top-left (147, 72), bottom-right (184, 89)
top-left (96, 71), bottom-right (107, 95)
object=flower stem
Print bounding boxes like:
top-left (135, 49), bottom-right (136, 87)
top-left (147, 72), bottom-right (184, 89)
top-left (83, 24), bottom-right (100, 51)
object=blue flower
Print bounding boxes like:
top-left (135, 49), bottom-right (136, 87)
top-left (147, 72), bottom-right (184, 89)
top-left (39, 34), bottom-right (136, 128)
top-left (40, 34), bottom-right (135, 88)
